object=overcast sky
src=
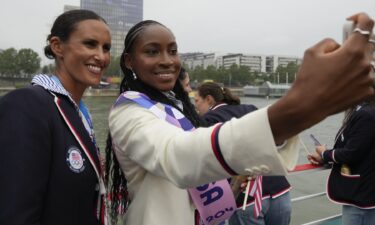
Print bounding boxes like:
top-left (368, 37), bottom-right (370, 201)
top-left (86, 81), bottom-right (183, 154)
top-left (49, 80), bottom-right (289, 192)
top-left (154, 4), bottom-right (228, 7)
top-left (0, 0), bottom-right (374, 65)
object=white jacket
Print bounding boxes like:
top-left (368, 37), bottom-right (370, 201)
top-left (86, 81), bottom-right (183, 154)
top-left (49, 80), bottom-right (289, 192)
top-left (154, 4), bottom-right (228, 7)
top-left (109, 103), bottom-right (299, 225)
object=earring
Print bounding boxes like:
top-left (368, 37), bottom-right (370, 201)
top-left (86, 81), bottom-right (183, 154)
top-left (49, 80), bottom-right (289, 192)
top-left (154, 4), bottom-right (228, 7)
top-left (131, 71), bottom-right (137, 80)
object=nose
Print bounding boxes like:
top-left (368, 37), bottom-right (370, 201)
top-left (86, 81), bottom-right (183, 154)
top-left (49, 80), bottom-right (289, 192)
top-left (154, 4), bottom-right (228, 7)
top-left (159, 51), bottom-right (174, 66)
top-left (94, 48), bottom-right (109, 64)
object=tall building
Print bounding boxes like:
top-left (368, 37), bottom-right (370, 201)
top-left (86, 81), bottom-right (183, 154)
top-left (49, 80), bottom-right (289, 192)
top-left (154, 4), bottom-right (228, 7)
top-left (81, 0), bottom-right (143, 57)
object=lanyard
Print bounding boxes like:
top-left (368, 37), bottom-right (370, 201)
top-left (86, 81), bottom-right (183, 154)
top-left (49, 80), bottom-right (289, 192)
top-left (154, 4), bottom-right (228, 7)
top-left (51, 75), bottom-right (96, 145)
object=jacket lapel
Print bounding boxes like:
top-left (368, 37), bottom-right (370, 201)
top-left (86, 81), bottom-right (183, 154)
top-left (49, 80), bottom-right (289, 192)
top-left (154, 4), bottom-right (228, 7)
top-left (53, 94), bottom-right (101, 179)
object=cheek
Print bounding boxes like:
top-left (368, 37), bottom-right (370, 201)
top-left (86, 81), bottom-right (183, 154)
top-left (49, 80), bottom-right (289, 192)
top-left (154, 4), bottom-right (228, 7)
top-left (104, 53), bottom-right (111, 66)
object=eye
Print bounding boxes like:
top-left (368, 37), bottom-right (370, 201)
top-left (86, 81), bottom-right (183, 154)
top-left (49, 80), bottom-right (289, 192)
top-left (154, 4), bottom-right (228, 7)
top-left (83, 40), bottom-right (97, 48)
top-left (145, 49), bottom-right (159, 56)
top-left (103, 43), bottom-right (111, 52)
top-left (170, 48), bottom-right (178, 55)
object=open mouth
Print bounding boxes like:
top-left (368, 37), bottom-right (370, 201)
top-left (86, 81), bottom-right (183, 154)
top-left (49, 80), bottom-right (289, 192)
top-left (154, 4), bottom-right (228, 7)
top-left (87, 65), bottom-right (102, 74)
top-left (155, 71), bottom-right (175, 79)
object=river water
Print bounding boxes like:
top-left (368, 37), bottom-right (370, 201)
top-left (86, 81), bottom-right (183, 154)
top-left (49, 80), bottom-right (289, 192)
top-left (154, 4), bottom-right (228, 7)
top-left (84, 95), bottom-right (343, 225)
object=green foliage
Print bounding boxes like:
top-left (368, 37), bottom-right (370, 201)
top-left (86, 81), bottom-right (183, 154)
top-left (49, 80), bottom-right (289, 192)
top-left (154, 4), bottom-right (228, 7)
top-left (0, 48), bottom-right (19, 76)
top-left (104, 56), bottom-right (122, 77)
top-left (273, 62), bottom-right (299, 84)
top-left (0, 48), bottom-right (41, 77)
top-left (41, 64), bottom-right (56, 74)
top-left (16, 49), bottom-right (41, 75)
top-left (188, 64), bottom-right (269, 87)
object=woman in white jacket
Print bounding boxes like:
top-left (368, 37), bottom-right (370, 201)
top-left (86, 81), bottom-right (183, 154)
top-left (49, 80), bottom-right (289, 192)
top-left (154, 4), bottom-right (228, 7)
top-left (105, 14), bottom-right (374, 225)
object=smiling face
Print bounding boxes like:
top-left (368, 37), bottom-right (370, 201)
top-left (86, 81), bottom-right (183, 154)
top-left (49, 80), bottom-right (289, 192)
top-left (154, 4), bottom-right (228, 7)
top-left (52, 19), bottom-right (111, 99)
top-left (125, 24), bottom-right (181, 92)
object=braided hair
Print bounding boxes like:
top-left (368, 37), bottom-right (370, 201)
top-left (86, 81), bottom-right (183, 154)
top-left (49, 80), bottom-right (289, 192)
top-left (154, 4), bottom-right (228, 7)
top-left (105, 20), bottom-right (202, 224)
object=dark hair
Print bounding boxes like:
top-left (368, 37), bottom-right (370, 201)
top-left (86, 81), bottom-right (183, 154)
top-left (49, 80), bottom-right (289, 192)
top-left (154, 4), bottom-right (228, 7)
top-left (335, 97), bottom-right (375, 143)
top-left (197, 82), bottom-right (240, 105)
top-left (44, 9), bottom-right (106, 59)
top-left (105, 20), bottom-right (203, 224)
top-left (178, 67), bottom-right (187, 81)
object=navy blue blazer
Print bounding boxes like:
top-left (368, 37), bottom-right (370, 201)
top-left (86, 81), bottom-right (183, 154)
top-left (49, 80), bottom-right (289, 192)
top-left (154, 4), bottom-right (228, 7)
top-left (323, 103), bottom-right (375, 208)
top-left (0, 85), bottom-right (102, 225)
top-left (202, 103), bottom-right (290, 206)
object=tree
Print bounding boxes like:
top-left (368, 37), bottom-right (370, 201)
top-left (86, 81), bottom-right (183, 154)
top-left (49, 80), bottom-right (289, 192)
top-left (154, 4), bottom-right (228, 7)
top-left (41, 63), bottom-right (55, 74)
top-left (104, 56), bottom-right (122, 77)
top-left (16, 48), bottom-right (41, 76)
top-left (0, 48), bottom-right (19, 76)
top-left (275, 62), bottom-right (300, 84)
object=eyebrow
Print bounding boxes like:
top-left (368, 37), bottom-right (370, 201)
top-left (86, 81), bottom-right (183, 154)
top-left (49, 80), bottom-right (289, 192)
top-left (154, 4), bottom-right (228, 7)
top-left (143, 41), bottom-right (177, 48)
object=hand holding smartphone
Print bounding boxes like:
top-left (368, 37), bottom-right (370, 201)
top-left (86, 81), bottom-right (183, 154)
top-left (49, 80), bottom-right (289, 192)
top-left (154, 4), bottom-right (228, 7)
top-left (343, 21), bottom-right (375, 79)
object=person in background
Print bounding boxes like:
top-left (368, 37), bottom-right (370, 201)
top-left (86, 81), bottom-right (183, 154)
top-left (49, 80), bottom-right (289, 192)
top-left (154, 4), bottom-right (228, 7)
top-left (308, 97), bottom-right (375, 225)
top-left (195, 82), bottom-right (292, 225)
top-left (179, 66), bottom-right (193, 92)
top-left (105, 12), bottom-right (374, 225)
top-left (0, 9), bottom-right (111, 225)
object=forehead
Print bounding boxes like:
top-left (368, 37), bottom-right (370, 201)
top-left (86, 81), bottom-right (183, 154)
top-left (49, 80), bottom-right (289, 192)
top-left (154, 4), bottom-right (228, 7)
top-left (136, 24), bottom-right (176, 46)
top-left (70, 19), bottom-right (110, 41)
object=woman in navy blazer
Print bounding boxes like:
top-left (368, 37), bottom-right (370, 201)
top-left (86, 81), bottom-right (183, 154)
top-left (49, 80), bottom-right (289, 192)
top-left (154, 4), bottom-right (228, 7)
top-left (0, 10), bottom-right (111, 225)
top-left (308, 99), bottom-right (375, 225)
top-left (195, 82), bottom-right (292, 225)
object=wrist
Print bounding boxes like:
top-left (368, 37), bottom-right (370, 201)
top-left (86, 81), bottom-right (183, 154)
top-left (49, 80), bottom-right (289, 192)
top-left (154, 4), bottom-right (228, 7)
top-left (268, 89), bottom-right (325, 143)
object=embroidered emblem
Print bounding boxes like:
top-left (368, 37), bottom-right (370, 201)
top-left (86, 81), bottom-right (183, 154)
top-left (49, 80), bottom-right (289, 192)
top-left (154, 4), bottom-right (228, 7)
top-left (66, 146), bottom-right (85, 173)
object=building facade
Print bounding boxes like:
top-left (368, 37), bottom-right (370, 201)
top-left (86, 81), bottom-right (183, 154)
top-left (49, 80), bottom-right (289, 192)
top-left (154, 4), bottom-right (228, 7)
top-left (265, 55), bottom-right (302, 73)
top-left (180, 52), bottom-right (218, 70)
top-left (81, 0), bottom-right (143, 57)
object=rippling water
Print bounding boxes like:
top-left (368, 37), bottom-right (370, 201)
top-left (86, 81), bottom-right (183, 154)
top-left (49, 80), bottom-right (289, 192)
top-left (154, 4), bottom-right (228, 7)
top-left (85, 95), bottom-right (343, 225)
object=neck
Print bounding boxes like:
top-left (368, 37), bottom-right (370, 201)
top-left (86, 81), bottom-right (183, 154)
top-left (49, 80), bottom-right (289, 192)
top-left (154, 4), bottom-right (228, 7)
top-left (54, 69), bottom-right (85, 104)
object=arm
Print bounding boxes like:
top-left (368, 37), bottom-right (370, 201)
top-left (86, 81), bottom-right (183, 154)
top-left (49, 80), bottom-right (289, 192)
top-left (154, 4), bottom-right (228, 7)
top-left (269, 13), bottom-right (374, 144)
top-left (324, 109), bottom-right (375, 164)
top-left (0, 88), bottom-right (51, 225)
top-left (109, 104), bottom-right (298, 188)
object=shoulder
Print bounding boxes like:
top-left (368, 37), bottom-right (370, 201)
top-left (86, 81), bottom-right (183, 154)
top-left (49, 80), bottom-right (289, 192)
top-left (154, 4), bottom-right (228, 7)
top-left (109, 101), bottom-right (162, 131)
top-left (0, 85), bottom-right (54, 114)
top-left (1, 85), bottom-right (51, 102)
top-left (354, 104), bottom-right (375, 121)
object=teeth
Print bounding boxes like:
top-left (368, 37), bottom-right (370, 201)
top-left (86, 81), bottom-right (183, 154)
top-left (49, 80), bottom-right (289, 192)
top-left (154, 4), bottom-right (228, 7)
top-left (88, 65), bottom-right (101, 73)
top-left (158, 73), bottom-right (172, 78)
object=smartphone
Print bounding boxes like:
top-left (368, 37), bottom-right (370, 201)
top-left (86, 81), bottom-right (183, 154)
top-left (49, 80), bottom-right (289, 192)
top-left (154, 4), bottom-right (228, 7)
top-left (343, 21), bottom-right (355, 43)
top-left (309, 134), bottom-right (321, 146)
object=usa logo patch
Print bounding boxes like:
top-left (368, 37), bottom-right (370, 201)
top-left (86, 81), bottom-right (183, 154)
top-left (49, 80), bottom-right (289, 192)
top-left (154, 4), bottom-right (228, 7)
top-left (66, 146), bottom-right (85, 173)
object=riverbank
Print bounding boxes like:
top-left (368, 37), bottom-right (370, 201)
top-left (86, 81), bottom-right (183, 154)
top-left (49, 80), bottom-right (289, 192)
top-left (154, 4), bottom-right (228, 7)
top-left (1, 87), bottom-right (263, 99)
top-left (0, 87), bottom-right (16, 96)
top-left (85, 87), bottom-right (245, 97)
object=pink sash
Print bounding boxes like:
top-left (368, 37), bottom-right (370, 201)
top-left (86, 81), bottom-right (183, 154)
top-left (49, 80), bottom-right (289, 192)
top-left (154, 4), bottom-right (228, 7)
top-left (117, 91), bottom-right (236, 225)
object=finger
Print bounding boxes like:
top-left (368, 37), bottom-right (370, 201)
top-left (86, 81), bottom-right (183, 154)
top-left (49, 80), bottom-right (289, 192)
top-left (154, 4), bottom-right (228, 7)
top-left (347, 12), bottom-right (374, 32)
top-left (309, 38), bottom-right (340, 55)
top-left (310, 159), bottom-right (320, 165)
top-left (346, 13), bottom-right (374, 47)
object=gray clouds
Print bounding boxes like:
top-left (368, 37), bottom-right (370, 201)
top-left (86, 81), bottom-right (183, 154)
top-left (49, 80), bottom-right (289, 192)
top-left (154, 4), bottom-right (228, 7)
top-left (1, 0), bottom-right (374, 65)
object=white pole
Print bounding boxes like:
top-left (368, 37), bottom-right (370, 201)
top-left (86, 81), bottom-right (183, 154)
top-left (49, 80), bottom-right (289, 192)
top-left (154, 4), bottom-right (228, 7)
top-left (277, 73), bottom-right (279, 84)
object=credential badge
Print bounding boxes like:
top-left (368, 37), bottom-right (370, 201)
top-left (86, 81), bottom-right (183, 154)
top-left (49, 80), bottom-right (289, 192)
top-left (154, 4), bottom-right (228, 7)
top-left (66, 146), bottom-right (85, 173)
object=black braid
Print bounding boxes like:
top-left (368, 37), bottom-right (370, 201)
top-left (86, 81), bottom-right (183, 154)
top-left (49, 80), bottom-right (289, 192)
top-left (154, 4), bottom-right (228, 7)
top-left (105, 20), bottom-right (203, 224)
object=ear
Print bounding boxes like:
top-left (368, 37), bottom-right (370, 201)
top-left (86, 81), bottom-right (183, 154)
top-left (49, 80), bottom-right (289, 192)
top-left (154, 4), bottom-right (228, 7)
top-left (123, 53), bottom-right (133, 71)
top-left (206, 95), bottom-right (216, 106)
top-left (49, 37), bottom-right (64, 58)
